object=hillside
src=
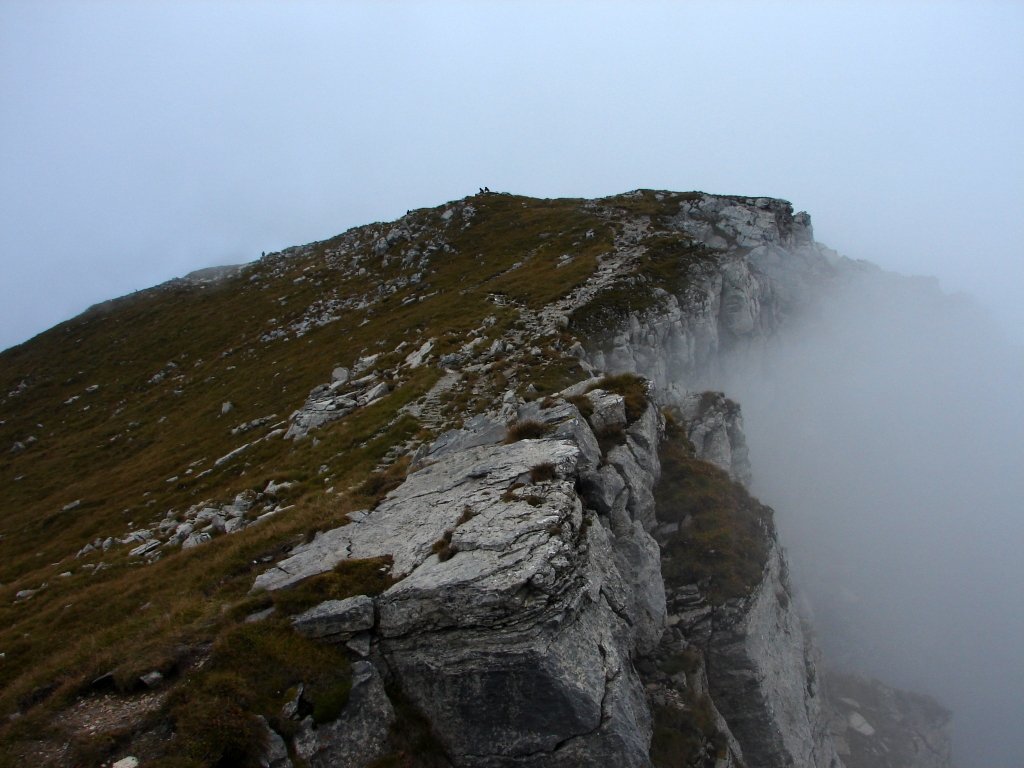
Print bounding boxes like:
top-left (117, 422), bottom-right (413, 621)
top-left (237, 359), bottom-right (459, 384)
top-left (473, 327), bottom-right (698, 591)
top-left (0, 190), bottom-right (952, 767)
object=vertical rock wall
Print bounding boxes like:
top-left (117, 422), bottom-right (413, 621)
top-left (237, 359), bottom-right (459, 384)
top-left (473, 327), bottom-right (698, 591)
top-left (583, 195), bottom-right (849, 767)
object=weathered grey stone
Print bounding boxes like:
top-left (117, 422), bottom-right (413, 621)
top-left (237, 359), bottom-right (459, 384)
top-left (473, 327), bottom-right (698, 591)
top-left (700, 542), bottom-right (842, 768)
top-left (256, 715), bottom-right (292, 768)
top-left (182, 531), bottom-right (212, 549)
top-left (605, 443), bottom-right (656, 531)
top-left (291, 595), bottom-right (375, 641)
top-left (225, 517), bottom-right (247, 534)
top-left (76, 542), bottom-right (96, 558)
top-left (609, 520), bottom-right (666, 656)
top-left (294, 661), bottom-right (394, 768)
top-left (516, 400), bottom-right (601, 470)
top-left (578, 464), bottom-right (626, 514)
top-left (419, 413), bottom-right (506, 465)
top-left (129, 539), bottom-right (160, 557)
top-left (358, 381), bottom-right (389, 405)
top-left (254, 437), bottom-right (586, 592)
top-left (584, 389), bottom-right (626, 432)
top-left (381, 527), bottom-right (652, 765)
top-left (668, 389), bottom-right (752, 486)
top-left (345, 633), bottom-right (372, 657)
top-left (404, 338), bottom-right (434, 368)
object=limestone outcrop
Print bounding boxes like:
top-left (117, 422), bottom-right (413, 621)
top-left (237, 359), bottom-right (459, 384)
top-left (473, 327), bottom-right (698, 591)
top-left (586, 194), bottom-right (850, 390)
top-left (255, 393), bottom-right (668, 766)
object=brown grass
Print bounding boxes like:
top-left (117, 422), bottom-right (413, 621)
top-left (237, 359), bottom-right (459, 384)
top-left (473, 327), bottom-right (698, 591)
top-left (655, 417), bottom-right (773, 604)
top-left (529, 462), bottom-right (557, 483)
top-left (503, 419), bottom-right (552, 443)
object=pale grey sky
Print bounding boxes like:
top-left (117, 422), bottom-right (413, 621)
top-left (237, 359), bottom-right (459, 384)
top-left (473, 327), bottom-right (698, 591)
top-left (1, 0), bottom-right (1022, 353)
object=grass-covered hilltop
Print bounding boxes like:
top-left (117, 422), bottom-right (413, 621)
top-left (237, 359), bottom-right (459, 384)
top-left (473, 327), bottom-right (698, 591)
top-left (0, 190), bottom-right (953, 768)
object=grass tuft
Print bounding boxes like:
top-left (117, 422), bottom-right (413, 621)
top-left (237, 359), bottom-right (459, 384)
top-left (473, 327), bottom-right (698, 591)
top-left (529, 462), bottom-right (557, 483)
top-left (588, 373), bottom-right (647, 423)
top-left (503, 419), bottom-right (552, 443)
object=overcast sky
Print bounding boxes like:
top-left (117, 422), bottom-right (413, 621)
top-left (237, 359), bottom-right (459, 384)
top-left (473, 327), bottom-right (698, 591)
top-left (1, 0), bottom-right (1022, 353)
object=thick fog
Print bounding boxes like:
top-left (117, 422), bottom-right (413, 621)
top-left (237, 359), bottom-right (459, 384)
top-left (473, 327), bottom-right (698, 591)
top-left (713, 268), bottom-right (1024, 767)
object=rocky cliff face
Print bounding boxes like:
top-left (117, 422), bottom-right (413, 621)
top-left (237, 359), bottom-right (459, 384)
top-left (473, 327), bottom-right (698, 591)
top-left (586, 193), bottom-right (846, 389)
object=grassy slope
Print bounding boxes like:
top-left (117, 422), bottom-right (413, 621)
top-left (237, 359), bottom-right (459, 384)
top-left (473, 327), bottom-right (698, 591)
top-left (0, 191), bottom-right (634, 761)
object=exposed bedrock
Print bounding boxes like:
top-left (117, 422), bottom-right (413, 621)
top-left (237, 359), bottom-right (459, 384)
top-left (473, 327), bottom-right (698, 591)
top-left (256, 396), bottom-right (667, 766)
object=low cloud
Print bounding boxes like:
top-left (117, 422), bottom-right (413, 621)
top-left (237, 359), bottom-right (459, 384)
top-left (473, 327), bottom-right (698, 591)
top-left (713, 268), bottom-right (1024, 768)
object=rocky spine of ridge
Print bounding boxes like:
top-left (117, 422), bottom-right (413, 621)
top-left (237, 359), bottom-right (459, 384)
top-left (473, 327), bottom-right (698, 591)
top-left (241, 193), bottom-right (841, 767)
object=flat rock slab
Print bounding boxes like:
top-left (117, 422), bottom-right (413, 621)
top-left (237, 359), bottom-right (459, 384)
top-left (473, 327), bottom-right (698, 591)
top-left (292, 594), bottom-right (375, 640)
top-left (253, 437), bottom-right (584, 594)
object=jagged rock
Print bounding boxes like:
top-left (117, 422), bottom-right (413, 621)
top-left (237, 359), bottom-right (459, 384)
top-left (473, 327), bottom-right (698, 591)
top-left (224, 517), bottom-right (247, 534)
top-left (256, 715), bottom-right (292, 768)
top-left (605, 441), bottom-right (655, 531)
top-left (345, 633), bottom-right (371, 657)
top-left (584, 389), bottom-right (626, 432)
top-left (665, 388), bottom-right (752, 485)
top-left (353, 353), bottom-right (379, 373)
top-left (76, 542), bottom-right (95, 558)
top-left (294, 661), bottom-right (394, 768)
top-left (291, 595), bottom-right (375, 641)
top-left (578, 464), bottom-right (626, 515)
top-left (404, 338), bottom-right (434, 368)
top-left (516, 400), bottom-right (602, 470)
top-left (129, 539), bottom-right (160, 557)
top-left (255, 436), bottom-right (586, 591)
top-left (264, 479), bottom-right (294, 496)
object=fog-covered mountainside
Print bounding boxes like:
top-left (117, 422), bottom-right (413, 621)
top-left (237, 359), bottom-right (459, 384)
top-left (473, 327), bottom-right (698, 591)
top-left (0, 190), bottom-right (960, 767)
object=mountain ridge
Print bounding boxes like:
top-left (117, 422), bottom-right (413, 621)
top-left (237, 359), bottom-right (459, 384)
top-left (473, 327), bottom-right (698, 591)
top-left (0, 190), bottom-right (953, 767)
